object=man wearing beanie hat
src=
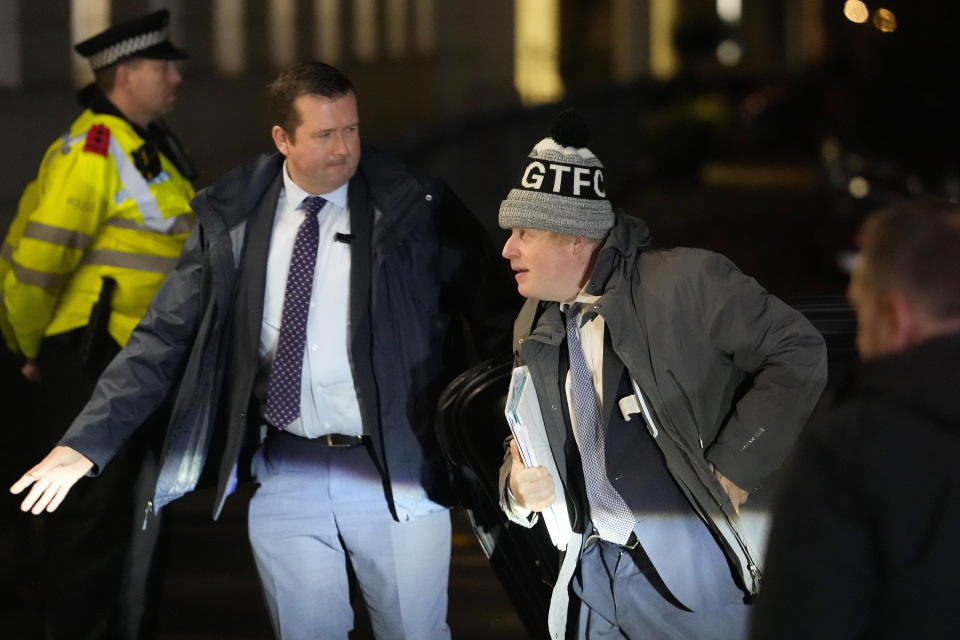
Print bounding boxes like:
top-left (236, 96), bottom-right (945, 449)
top-left (497, 110), bottom-right (828, 638)
top-left (2, 9), bottom-right (195, 639)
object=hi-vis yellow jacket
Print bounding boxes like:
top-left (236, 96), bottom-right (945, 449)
top-left (0, 180), bottom-right (38, 352)
top-left (1, 109), bottom-right (195, 359)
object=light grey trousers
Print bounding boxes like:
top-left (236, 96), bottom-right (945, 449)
top-left (574, 537), bottom-right (751, 640)
top-left (248, 432), bottom-right (452, 640)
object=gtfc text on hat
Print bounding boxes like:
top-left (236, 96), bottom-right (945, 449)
top-left (74, 9), bottom-right (188, 72)
top-left (499, 109), bottom-right (614, 239)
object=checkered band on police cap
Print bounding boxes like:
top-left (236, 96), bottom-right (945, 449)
top-left (499, 109), bottom-right (614, 239)
top-left (74, 9), bottom-right (188, 71)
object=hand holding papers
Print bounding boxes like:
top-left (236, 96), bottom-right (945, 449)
top-left (505, 366), bottom-right (573, 549)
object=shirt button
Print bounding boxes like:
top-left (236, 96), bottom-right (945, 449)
top-left (310, 344), bottom-right (318, 351)
top-left (323, 422), bottom-right (331, 430)
top-left (316, 385), bottom-right (323, 392)
top-left (310, 301), bottom-right (316, 308)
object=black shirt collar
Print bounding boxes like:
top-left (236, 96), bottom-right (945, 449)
top-left (76, 83), bottom-right (197, 182)
top-left (78, 83), bottom-right (149, 138)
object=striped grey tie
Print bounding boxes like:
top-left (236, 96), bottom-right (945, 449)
top-left (565, 302), bottom-right (635, 545)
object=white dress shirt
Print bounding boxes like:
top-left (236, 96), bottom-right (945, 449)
top-left (257, 162), bottom-right (363, 438)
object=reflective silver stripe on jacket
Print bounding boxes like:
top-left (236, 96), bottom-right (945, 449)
top-left (80, 249), bottom-right (179, 274)
top-left (10, 248), bottom-right (177, 289)
top-left (107, 135), bottom-right (180, 234)
top-left (10, 262), bottom-right (65, 290)
top-left (0, 241), bottom-right (13, 262)
top-left (21, 221), bottom-right (92, 251)
top-left (105, 214), bottom-right (195, 235)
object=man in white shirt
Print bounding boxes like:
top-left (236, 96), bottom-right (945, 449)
top-left (11, 61), bottom-right (514, 640)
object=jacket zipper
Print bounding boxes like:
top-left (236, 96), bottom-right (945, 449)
top-left (141, 500), bottom-right (153, 530)
top-left (674, 460), bottom-right (762, 593)
top-left (666, 369), bottom-right (704, 448)
top-left (648, 383), bottom-right (761, 594)
top-left (716, 502), bottom-right (762, 590)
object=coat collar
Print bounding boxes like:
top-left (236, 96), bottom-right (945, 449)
top-left (190, 152), bottom-right (285, 232)
top-left (357, 143), bottom-right (432, 249)
top-left (192, 143), bottom-right (430, 244)
top-left (856, 331), bottom-right (960, 428)
top-left (515, 211), bottom-right (653, 352)
top-left (584, 210), bottom-right (652, 296)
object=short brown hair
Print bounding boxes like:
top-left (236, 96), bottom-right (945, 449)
top-left (858, 199), bottom-right (960, 318)
top-left (267, 61), bottom-right (355, 138)
top-left (94, 65), bottom-right (120, 93)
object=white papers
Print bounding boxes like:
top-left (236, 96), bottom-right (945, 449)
top-left (504, 366), bottom-right (573, 549)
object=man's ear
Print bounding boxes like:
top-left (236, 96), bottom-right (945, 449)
top-left (570, 236), bottom-right (594, 255)
top-left (271, 125), bottom-right (290, 156)
top-left (113, 63), bottom-right (131, 91)
top-left (885, 290), bottom-right (922, 352)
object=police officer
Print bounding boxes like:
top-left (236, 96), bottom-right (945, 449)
top-left (1, 10), bottom-right (195, 639)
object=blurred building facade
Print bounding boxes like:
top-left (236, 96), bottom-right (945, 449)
top-left (0, 0), bottom-right (837, 216)
top-left (2, 0), bottom-right (934, 238)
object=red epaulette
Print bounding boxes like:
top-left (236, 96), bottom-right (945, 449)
top-left (83, 124), bottom-right (111, 156)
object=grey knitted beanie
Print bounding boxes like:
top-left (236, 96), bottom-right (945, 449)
top-left (499, 110), bottom-right (614, 239)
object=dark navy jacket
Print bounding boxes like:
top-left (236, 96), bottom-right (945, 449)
top-left (61, 145), bottom-right (515, 520)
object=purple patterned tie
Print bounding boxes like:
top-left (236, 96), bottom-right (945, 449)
top-left (265, 196), bottom-right (325, 428)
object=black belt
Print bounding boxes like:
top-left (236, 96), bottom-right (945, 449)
top-left (319, 433), bottom-right (366, 448)
top-left (271, 429), bottom-right (367, 449)
top-left (587, 529), bottom-right (640, 551)
top-left (621, 531), bottom-right (640, 550)
top-left (256, 399), bottom-right (365, 449)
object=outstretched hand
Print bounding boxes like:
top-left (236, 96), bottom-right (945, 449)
top-left (9, 446), bottom-right (94, 514)
top-left (507, 438), bottom-right (556, 511)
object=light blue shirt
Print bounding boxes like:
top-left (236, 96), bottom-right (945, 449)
top-left (257, 162), bottom-right (363, 438)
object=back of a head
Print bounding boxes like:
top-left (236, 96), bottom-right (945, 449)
top-left (267, 61), bottom-right (355, 134)
top-left (859, 199), bottom-right (960, 321)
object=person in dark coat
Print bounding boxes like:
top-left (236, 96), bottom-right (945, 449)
top-left (751, 199), bottom-right (960, 639)
top-left (497, 111), bottom-right (827, 639)
top-left (10, 61), bottom-right (515, 640)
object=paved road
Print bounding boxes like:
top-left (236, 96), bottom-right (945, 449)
top-left (153, 485), bottom-right (527, 639)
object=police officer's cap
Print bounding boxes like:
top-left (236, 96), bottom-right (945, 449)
top-left (74, 9), bottom-right (188, 72)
